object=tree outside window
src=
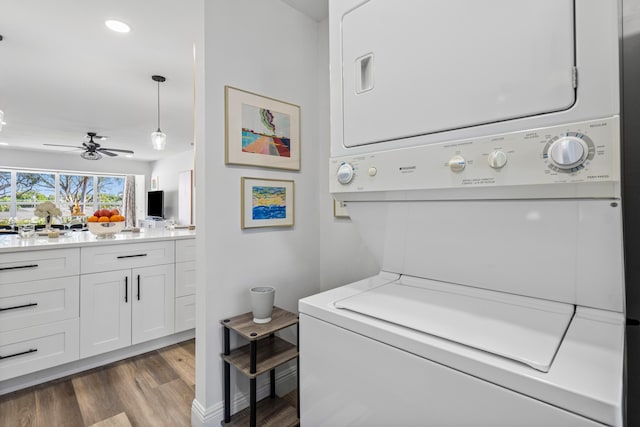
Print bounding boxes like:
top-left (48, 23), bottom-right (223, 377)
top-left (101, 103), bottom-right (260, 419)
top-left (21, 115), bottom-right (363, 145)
top-left (0, 171), bottom-right (10, 219)
top-left (59, 174), bottom-right (94, 216)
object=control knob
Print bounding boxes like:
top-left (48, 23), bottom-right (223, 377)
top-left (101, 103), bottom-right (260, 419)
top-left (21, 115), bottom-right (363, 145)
top-left (488, 150), bottom-right (507, 169)
top-left (449, 155), bottom-right (466, 172)
top-left (547, 136), bottom-right (589, 170)
top-left (337, 163), bottom-right (355, 184)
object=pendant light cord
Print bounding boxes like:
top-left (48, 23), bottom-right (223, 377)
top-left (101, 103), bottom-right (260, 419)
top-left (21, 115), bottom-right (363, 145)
top-left (157, 80), bottom-right (161, 131)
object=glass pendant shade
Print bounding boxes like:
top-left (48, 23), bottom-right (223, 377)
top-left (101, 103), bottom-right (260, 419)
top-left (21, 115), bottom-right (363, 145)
top-left (151, 75), bottom-right (167, 150)
top-left (151, 129), bottom-right (166, 150)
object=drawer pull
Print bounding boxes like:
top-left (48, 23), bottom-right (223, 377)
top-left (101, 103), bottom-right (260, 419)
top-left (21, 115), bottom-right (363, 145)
top-left (0, 264), bottom-right (39, 271)
top-left (0, 348), bottom-right (38, 360)
top-left (0, 302), bottom-right (38, 312)
top-left (117, 254), bottom-right (148, 259)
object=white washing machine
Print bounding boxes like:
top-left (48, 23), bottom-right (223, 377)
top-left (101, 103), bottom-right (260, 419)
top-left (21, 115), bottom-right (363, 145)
top-left (300, 1), bottom-right (624, 426)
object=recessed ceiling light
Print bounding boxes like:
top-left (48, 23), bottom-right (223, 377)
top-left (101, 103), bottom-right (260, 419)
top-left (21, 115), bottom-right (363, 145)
top-left (0, 142), bottom-right (9, 146)
top-left (125, 153), bottom-right (133, 158)
top-left (105, 20), bottom-right (131, 33)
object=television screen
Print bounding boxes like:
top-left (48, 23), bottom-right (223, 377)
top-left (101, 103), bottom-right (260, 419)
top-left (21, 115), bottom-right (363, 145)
top-left (147, 190), bottom-right (164, 218)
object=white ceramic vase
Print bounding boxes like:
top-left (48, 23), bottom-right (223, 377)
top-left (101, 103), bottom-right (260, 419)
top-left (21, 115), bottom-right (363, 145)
top-left (250, 286), bottom-right (275, 324)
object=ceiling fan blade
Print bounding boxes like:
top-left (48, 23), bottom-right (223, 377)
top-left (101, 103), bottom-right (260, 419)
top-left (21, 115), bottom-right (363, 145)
top-left (99, 147), bottom-right (134, 154)
top-left (43, 143), bottom-right (84, 149)
top-left (97, 149), bottom-right (118, 157)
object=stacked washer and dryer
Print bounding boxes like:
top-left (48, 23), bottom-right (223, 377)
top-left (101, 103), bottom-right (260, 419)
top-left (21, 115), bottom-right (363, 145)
top-left (299, 1), bottom-right (625, 426)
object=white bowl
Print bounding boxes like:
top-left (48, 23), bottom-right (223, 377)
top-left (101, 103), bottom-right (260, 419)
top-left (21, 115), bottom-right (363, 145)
top-left (87, 222), bottom-right (125, 238)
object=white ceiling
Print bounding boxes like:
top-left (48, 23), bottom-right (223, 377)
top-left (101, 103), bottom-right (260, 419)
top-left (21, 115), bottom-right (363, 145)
top-left (283, 0), bottom-right (329, 22)
top-left (0, 0), bottom-right (199, 162)
top-left (0, 0), bottom-right (326, 163)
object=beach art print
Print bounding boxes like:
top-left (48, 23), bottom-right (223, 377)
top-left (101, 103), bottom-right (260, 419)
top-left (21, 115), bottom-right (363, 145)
top-left (241, 177), bottom-right (294, 229)
top-left (226, 86), bottom-right (300, 170)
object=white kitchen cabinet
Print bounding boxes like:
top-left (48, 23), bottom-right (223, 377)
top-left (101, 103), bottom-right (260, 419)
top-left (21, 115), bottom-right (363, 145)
top-left (174, 239), bottom-right (196, 332)
top-left (80, 264), bottom-right (175, 358)
top-left (0, 248), bottom-right (80, 381)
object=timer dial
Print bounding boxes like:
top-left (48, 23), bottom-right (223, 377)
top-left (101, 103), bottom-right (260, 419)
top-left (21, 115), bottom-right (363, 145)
top-left (337, 163), bottom-right (355, 184)
top-left (543, 133), bottom-right (595, 173)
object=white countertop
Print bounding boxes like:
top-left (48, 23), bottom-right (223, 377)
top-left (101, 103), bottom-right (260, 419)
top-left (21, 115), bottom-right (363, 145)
top-left (0, 228), bottom-right (196, 253)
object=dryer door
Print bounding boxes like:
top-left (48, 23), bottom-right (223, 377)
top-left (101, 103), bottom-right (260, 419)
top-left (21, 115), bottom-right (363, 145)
top-left (341, 0), bottom-right (576, 147)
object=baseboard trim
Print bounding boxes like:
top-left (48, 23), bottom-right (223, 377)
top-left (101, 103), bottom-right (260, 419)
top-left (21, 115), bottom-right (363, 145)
top-left (191, 364), bottom-right (297, 426)
top-left (0, 329), bottom-right (195, 396)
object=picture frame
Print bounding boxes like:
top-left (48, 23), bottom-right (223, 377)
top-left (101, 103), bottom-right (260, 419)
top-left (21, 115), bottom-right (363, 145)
top-left (151, 176), bottom-right (159, 191)
top-left (225, 86), bottom-right (301, 171)
top-left (333, 198), bottom-right (350, 218)
top-left (241, 177), bottom-right (295, 229)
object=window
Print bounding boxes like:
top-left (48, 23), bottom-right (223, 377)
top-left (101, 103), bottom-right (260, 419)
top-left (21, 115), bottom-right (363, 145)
top-left (16, 172), bottom-right (55, 220)
top-left (0, 169), bottom-right (125, 225)
top-left (0, 171), bottom-right (10, 219)
top-left (59, 174), bottom-right (94, 216)
top-left (97, 176), bottom-right (124, 212)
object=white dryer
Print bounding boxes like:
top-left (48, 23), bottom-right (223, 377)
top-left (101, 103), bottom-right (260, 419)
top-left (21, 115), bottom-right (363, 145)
top-left (300, 0), bottom-right (624, 426)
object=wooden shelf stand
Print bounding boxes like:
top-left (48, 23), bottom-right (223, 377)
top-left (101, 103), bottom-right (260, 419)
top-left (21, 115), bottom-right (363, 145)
top-left (221, 306), bottom-right (299, 427)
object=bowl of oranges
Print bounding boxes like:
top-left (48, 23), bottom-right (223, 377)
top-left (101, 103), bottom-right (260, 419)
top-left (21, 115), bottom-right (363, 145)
top-left (87, 209), bottom-right (126, 238)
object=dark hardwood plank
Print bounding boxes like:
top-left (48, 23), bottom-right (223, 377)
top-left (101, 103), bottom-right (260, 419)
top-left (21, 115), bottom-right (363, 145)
top-left (146, 378), bottom-right (194, 427)
top-left (88, 411), bottom-right (132, 427)
top-left (106, 358), bottom-right (169, 427)
top-left (0, 339), bottom-right (210, 427)
top-left (158, 340), bottom-right (195, 387)
top-left (34, 380), bottom-right (84, 427)
top-left (0, 387), bottom-right (36, 427)
top-left (72, 366), bottom-right (126, 426)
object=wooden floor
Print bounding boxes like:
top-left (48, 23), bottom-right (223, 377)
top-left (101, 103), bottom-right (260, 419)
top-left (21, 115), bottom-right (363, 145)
top-left (0, 340), bottom-right (196, 427)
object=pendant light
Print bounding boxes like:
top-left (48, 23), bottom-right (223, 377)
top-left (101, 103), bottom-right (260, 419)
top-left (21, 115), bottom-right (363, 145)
top-left (151, 75), bottom-right (166, 150)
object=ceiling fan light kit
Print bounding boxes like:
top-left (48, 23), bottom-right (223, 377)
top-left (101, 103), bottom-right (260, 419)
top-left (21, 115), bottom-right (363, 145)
top-left (151, 75), bottom-right (167, 151)
top-left (81, 150), bottom-right (102, 160)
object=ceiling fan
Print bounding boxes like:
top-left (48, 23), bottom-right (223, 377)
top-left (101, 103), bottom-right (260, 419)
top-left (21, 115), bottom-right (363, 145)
top-left (44, 132), bottom-right (134, 160)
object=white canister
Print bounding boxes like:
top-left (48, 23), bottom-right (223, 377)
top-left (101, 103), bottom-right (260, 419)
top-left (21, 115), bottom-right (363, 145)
top-left (250, 286), bottom-right (275, 323)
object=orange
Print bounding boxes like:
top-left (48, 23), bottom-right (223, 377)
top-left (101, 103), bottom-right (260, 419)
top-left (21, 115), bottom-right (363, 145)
top-left (87, 216), bottom-right (98, 222)
top-left (98, 216), bottom-right (110, 222)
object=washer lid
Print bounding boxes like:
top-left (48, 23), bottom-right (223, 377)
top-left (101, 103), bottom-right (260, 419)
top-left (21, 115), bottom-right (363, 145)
top-left (334, 276), bottom-right (574, 372)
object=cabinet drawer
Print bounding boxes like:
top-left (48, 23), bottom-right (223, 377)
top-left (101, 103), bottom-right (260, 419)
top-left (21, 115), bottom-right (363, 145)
top-left (0, 248), bottom-right (80, 285)
top-left (175, 261), bottom-right (196, 297)
top-left (175, 295), bottom-right (195, 332)
top-left (0, 276), bottom-right (79, 332)
top-left (176, 239), bottom-right (196, 262)
top-left (81, 241), bottom-right (175, 274)
top-left (0, 318), bottom-right (79, 381)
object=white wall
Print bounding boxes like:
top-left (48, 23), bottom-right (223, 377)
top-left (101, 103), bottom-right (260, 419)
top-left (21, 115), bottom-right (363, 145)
top-left (193, 3), bottom-right (379, 426)
top-left (150, 149), bottom-right (194, 221)
top-left (195, 1), bottom-right (322, 424)
top-left (0, 147), bottom-right (152, 176)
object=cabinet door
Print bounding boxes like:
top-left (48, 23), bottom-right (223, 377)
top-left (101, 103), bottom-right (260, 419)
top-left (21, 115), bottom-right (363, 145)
top-left (175, 261), bottom-right (196, 297)
top-left (131, 264), bottom-right (175, 345)
top-left (80, 270), bottom-right (131, 358)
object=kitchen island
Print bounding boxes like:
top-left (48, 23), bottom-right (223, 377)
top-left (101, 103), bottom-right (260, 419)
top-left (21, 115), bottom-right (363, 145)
top-left (0, 228), bottom-right (196, 394)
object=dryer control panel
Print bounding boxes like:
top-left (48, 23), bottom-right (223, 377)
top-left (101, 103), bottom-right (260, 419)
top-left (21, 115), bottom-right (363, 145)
top-left (330, 117), bottom-right (620, 200)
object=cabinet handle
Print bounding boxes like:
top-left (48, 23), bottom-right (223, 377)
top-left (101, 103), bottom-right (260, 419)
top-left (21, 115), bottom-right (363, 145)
top-left (137, 275), bottom-right (141, 301)
top-left (117, 254), bottom-right (147, 259)
top-left (0, 348), bottom-right (37, 360)
top-left (0, 264), bottom-right (38, 271)
top-left (125, 276), bottom-right (128, 303)
top-left (0, 302), bottom-right (38, 312)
